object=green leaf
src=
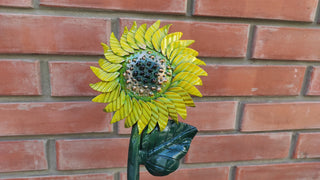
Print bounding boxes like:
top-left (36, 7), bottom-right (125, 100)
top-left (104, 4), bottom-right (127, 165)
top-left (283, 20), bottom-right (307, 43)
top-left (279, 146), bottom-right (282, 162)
top-left (140, 120), bottom-right (198, 176)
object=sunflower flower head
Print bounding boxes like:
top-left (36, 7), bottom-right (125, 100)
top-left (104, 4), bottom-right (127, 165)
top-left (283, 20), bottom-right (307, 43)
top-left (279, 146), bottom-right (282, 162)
top-left (90, 20), bottom-right (207, 134)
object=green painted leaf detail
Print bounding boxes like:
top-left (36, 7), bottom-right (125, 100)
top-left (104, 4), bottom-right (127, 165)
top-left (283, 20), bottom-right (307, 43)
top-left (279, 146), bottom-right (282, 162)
top-left (145, 20), bottom-right (160, 49)
top-left (140, 120), bottom-right (198, 176)
top-left (135, 24), bottom-right (147, 49)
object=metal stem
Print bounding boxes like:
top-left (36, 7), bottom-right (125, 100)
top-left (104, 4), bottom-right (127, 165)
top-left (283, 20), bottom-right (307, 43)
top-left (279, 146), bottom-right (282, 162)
top-left (127, 124), bottom-right (140, 180)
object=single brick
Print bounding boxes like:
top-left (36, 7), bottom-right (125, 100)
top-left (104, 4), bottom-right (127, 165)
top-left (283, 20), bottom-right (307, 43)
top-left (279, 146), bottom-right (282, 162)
top-left (236, 162), bottom-right (320, 180)
top-left (120, 167), bottom-right (230, 180)
top-left (56, 138), bottom-right (129, 170)
top-left (40, 0), bottom-right (187, 15)
top-left (242, 102), bottom-right (320, 131)
top-left (0, 14), bottom-right (110, 55)
top-left (118, 101), bottom-right (238, 134)
top-left (0, 0), bottom-right (33, 8)
top-left (194, 0), bottom-right (318, 22)
top-left (2, 174), bottom-right (113, 180)
top-left (294, 133), bottom-right (320, 159)
top-left (306, 66), bottom-right (320, 95)
top-left (252, 26), bottom-right (320, 61)
top-left (0, 140), bottom-right (47, 172)
top-left (185, 133), bottom-right (291, 163)
top-left (49, 61), bottom-right (99, 96)
top-left (198, 65), bottom-right (306, 96)
top-left (119, 19), bottom-right (249, 58)
top-left (0, 102), bottom-right (111, 136)
top-left (0, 60), bottom-right (41, 95)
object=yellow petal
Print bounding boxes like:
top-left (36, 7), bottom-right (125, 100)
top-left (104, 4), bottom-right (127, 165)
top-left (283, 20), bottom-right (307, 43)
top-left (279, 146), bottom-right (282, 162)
top-left (135, 24), bottom-right (147, 49)
top-left (110, 32), bottom-right (129, 56)
top-left (158, 97), bottom-right (178, 122)
top-left (145, 20), bottom-right (160, 49)
top-left (104, 90), bottom-right (126, 112)
top-left (98, 59), bottom-right (122, 72)
top-left (104, 49), bottom-right (125, 64)
top-left (101, 42), bottom-right (109, 53)
top-left (147, 102), bottom-right (158, 133)
top-left (120, 26), bottom-right (135, 53)
top-left (153, 100), bottom-right (168, 131)
top-left (92, 85), bottom-right (120, 103)
top-left (161, 32), bottom-right (182, 56)
top-left (165, 92), bottom-right (187, 119)
top-left (137, 100), bottom-right (151, 134)
top-left (111, 95), bottom-right (133, 124)
top-left (90, 66), bottom-right (119, 81)
top-left (173, 80), bottom-right (202, 97)
top-left (127, 21), bottom-right (139, 49)
top-left (152, 24), bottom-right (171, 52)
top-left (125, 98), bottom-right (142, 128)
top-left (89, 80), bottom-right (119, 93)
top-left (172, 54), bottom-right (206, 67)
top-left (172, 72), bottom-right (202, 86)
top-left (166, 40), bottom-right (195, 58)
top-left (169, 47), bottom-right (199, 60)
top-left (168, 87), bottom-right (195, 107)
top-left (173, 62), bottom-right (207, 76)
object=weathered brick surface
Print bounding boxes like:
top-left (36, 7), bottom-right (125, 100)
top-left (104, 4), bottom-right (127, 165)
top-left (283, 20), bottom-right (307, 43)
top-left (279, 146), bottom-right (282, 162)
top-left (306, 66), bottom-right (320, 95)
top-left (120, 19), bottom-right (249, 58)
top-left (0, 102), bottom-right (112, 136)
top-left (2, 174), bottom-right (114, 180)
top-left (252, 26), bottom-right (320, 61)
top-left (294, 133), bottom-right (320, 159)
top-left (0, 60), bottom-right (41, 95)
top-left (56, 138), bottom-right (129, 170)
top-left (40, 0), bottom-right (187, 14)
top-left (49, 61), bottom-right (99, 96)
top-left (0, 14), bottom-right (110, 55)
top-left (120, 167), bottom-right (230, 180)
top-left (0, 140), bottom-right (47, 172)
top-left (236, 163), bottom-right (320, 180)
top-left (199, 65), bottom-right (306, 96)
top-left (0, 0), bottom-right (33, 8)
top-left (185, 133), bottom-right (291, 163)
top-left (1, 0), bottom-right (320, 179)
top-left (194, 0), bottom-right (318, 22)
top-left (242, 102), bottom-right (320, 131)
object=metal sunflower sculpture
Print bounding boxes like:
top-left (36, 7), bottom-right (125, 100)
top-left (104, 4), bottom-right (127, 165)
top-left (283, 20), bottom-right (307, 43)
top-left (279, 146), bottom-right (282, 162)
top-left (90, 20), bottom-right (207, 180)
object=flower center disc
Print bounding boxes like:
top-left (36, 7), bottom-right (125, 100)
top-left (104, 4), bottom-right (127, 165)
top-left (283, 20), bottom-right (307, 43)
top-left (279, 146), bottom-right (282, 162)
top-left (123, 49), bottom-right (172, 99)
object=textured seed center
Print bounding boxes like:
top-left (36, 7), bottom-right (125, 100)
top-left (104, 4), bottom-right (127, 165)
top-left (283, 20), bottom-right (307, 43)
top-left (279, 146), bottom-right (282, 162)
top-left (123, 49), bottom-right (172, 98)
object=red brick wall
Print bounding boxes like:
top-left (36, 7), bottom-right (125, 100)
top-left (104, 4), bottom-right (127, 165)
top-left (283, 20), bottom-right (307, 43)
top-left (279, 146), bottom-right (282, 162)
top-left (1, 0), bottom-right (320, 179)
